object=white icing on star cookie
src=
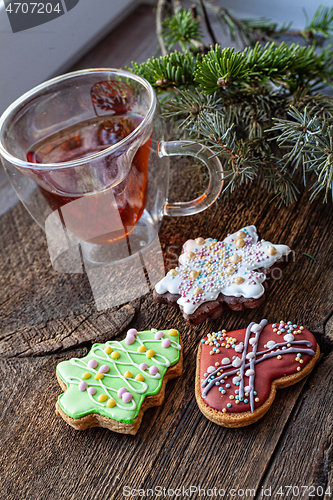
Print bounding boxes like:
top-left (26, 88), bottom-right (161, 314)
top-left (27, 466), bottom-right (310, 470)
top-left (154, 226), bottom-right (291, 315)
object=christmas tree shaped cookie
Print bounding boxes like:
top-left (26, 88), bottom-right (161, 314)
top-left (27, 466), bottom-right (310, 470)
top-left (196, 319), bottom-right (320, 427)
top-left (154, 225), bottom-right (291, 325)
top-left (56, 328), bottom-right (182, 434)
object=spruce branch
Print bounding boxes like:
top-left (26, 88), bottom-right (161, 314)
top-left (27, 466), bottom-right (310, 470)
top-left (129, 2), bottom-right (333, 205)
top-left (128, 51), bottom-right (197, 88)
top-left (258, 158), bottom-right (300, 206)
top-left (162, 9), bottom-right (203, 52)
top-left (162, 88), bottom-right (224, 129)
top-left (303, 4), bottom-right (333, 41)
top-left (292, 87), bottom-right (333, 119)
top-left (194, 42), bottom-right (333, 93)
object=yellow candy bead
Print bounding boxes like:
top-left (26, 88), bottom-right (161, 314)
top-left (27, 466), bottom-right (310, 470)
top-left (193, 286), bottom-right (204, 295)
top-left (226, 266), bottom-right (236, 275)
top-left (98, 394), bottom-right (107, 402)
top-left (135, 374), bottom-right (145, 382)
top-left (267, 246), bottom-right (277, 256)
top-left (94, 373), bottom-right (104, 380)
top-left (189, 270), bottom-right (200, 279)
top-left (230, 254), bottom-right (242, 263)
top-left (124, 371), bottom-right (133, 378)
top-left (168, 269), bottom-right (178, 277)
top-left (146, 349), bottom-right (155, 359)
top-left (195, 237), bottom-right (205, 245)
top-left (82, 372), bottom-right (91, 380)
top-left (233, 277), bottom-right (245, 285)
top-left (187, 251), bottom-right (196, 260)
top-left (236, 231), bottom-right (246, 239)
top-left (111, 351), bottom-right (120, 359)
top-left (235, 239), bottom-right (245, 248)
top-left (104, 346), bottom-right (113, 354)
top-left (168, 329), bottom-right (178, 336)
top-left (106, 398), bottom-right (116, 408)
top-left (255, 397), bottom-right (260, 403)
top-left (137, 346), bottom-right (147, 353)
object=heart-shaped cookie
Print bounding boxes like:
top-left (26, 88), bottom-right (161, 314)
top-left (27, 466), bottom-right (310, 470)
top-left (195, 319), bottom-right (319, 427)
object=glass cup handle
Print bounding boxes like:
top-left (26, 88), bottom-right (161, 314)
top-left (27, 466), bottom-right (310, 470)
top-left (157, 140), bottom-right (223, 217)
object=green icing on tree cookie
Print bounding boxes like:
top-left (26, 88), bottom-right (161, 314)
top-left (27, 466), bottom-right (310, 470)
top-left (56, 329), bottom-right (181, 424)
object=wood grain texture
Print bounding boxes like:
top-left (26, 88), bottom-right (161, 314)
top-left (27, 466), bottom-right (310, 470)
top-left (0, 342), bottom-right (313, 500)
top-left (0, 4), bottom-right (333, 499)
top-left (257, 353), bottom-right (333, 500)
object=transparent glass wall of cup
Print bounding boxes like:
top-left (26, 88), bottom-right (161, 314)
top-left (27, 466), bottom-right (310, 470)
top-left (0, 69), bottom-right (223, 265)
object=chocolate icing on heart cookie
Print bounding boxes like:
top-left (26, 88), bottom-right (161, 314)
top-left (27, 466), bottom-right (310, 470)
top-left (195, 319), bottom-right (320, 427)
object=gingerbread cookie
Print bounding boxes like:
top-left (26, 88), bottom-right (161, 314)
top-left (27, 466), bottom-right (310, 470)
top-left (56, 328), bottom-right (182, 434)
top-left (154, 226), bottom-right (291, 325)
top-left (195, 319), bottom-right (319, 427)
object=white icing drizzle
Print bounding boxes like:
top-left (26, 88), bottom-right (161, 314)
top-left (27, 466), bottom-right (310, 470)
top-left (66, 373), bottom-right (137, 411)
top-left (201, 322), bottom-right (315, 412)
top-left (66, 330), bottom-right (181, 413)
top-left (154, 226), bottom-right (291, 315)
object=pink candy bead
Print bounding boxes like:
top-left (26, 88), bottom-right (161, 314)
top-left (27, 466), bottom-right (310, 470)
top-left (117, 387), bottom-right (127, 398)
top-left (127, 328), bottom-right (137, 337)
top-left (99, 364), bottom-right (109, 373)
top-left (125, 335), bottom-right (136, 345)
top-left (122, 392), bottom-right (133, 403)
top-left (87, 359), bottom-right (98, 369)
top-left (161, 338), bottom-right (171, 348)
top-left (149, 366), bottom-right (159, 375)
top-left (79, 381), bottom-right (87, 391)
top-left (139, 363), bottom-right (148, 371)
top-left (88, 387), bottom-right (96, 395)
top-left (155, 331), bottom-right (164, 340)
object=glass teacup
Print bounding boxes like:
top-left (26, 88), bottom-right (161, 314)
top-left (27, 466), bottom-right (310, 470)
top-left (0, 69), bottom-right (223, 267)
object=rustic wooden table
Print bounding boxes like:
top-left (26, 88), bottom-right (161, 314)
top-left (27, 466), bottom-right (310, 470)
top-left (1, 5), bottom-right (333, 500)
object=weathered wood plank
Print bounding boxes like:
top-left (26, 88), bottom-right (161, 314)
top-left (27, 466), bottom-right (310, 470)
top-left (257, 353), bottom-right (333, 500)
top-left (0, 341), bottom-right (312, 500)
top-left (0, 304), bottom-right (135, 358)
top-left (70, 4), bottom-right (158, 71)
top-left (1, 171), bottom-right (333, 357)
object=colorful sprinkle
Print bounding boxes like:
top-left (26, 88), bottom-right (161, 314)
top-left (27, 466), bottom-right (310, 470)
top-left (122, 392), bottom-right (133, 403)
top-left (78, 381), bottom-right (87, 391)
top-left (168, 329), bottom-right (178, 337)
top-left (87, 359), bottom-right (98, 369)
